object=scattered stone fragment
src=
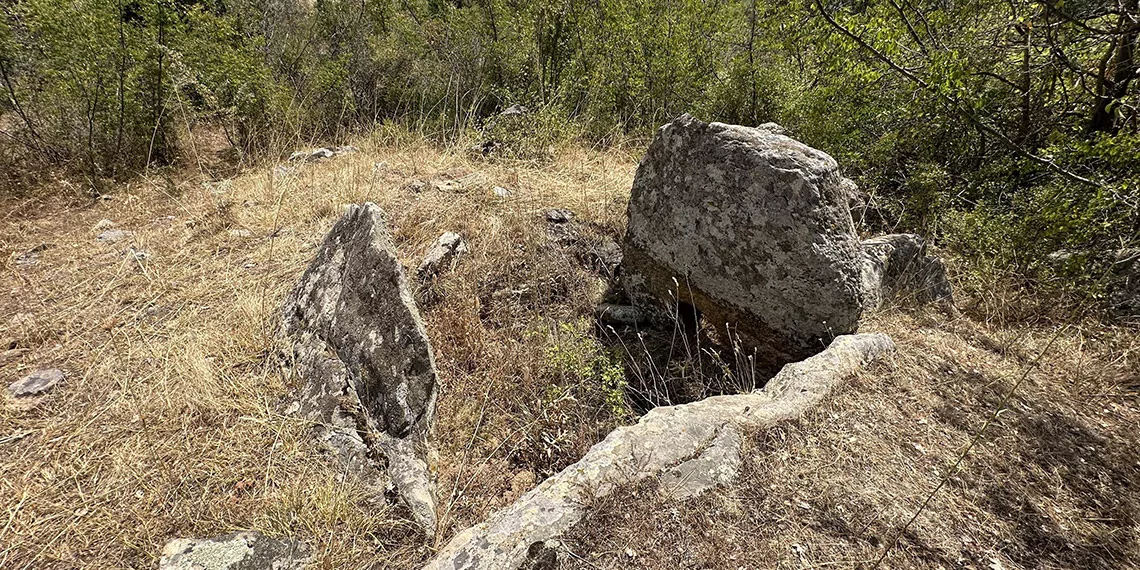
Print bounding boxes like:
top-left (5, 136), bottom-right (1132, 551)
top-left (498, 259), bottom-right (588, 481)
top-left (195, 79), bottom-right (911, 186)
top-left (93, 219), bottom-right (116, 231)
top-left (860, 233), bottom-right (953, 309)
top-left (281, 202), bottom-right (440, 533)
top-left (492, 186), bottom-right (512, 197)
top-left (417, 232), bottom-right (468, 282)
top-left (545, 209), bottom-right (573, 224)
top-left (622, 115), bottom-right (866, 366)
top-left (15, 243), bottom-right (49, 267)
top-left (97, 229), bottom-right (135, 244)
top-left (158, 532), bottom-right (310, 570)
top-left (595, 304), bottom-right (646, 326)
top-left (7, 368), bottom-right (65, 398)
top-left (423, 333), bottom-right (894, 570)
top-left (1, 348), bottom-right (30, 363)
top-left (288, 145), bottom-right (357, 163)
top-left (128, 247), bottom-right (151, 262)
top-left (431, 180), bottom-right (462, 193)
top-left (291, 147), bottom-right (335, 162)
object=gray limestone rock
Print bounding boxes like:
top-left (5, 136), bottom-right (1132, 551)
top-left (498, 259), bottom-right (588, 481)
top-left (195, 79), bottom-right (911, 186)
top-left (423, 333), bottom-right (894, 570)
top-left (860, 233), bottom-right (953, 310)
top-left (288, 146), bottom-right (357, 163)
top-left (544, 209), bottom-right (573, 224)
top-left (158, 532), bottom-right (310, 570)
top-left (97, 229), bottom-right (135, 244)
top-left (417, 232), bottom-right (468, 282)
top-left (7, 368), bottom-right (65, 398)
top-left (281, 202), bottom-right (439, 533)
top-left (622, 115), bottom-right (867, 366)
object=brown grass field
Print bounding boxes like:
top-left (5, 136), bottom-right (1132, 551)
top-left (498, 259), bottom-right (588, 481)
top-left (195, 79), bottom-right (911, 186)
top-left (1, 133), bottom-right (1138, 569)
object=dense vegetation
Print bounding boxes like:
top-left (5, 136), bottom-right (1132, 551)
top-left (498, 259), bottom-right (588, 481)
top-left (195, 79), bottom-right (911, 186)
top-left (1, 0), bottom-right (1138, 314)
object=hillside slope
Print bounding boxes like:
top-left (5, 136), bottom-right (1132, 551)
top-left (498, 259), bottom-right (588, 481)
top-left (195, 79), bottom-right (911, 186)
top-left (1, 140), bottom-right (1137, 569)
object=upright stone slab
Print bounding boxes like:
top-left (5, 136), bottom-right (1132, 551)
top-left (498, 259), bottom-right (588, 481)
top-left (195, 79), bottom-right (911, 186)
top-left (281, 202), bottom-right (439, 533)
top-left (622, 115), bottom-right (866, 365)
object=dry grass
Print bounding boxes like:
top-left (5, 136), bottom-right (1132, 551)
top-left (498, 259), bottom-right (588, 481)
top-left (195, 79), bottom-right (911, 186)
top-left (2, 132), bottom-right (1138, 570)
top-left (563, 311), bottom-right (1140, 569)
top-left (0, 131), bottom-right (639, 569)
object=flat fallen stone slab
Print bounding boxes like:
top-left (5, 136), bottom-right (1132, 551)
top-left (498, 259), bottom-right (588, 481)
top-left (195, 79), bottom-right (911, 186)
top-left (158, 531), bottom-right (310, 570)
top-left (7, 368), bottom-right (64, 398)
top-left (424, 333), bottom-right (894, 570)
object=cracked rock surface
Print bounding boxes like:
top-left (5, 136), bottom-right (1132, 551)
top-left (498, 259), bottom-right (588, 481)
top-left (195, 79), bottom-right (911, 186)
top-left (280, 202), bottom-right (439, 534)
top-left (423, 333), bottom-right (894, 570)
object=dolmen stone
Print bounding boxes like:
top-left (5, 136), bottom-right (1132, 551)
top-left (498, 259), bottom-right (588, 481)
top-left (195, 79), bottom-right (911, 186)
top-left (281, 202), bottom-right (439, 534)
top-left (158, 532), bottom-right (309, 570)
top-left (7, 368), bottom-right (64, 398)
top-left (423, 333), bottom-right (895, 570)
top-left (622, 114), bottom-right (867, 365)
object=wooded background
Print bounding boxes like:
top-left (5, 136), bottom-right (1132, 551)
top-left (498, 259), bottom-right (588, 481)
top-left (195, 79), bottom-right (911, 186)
top-left (2, 0), bottom-right (1138, 314)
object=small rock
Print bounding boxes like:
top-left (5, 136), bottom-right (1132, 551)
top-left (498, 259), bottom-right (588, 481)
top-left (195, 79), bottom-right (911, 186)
top-left (289, 148), bottom-right (335, 162)
top-left (406, 179), bottom-right (426, 193)
top-left (159, 532), bottom-right (310, 570)
top-left (15, 243), bottom-right (49, 267)
top-left (417, 232), bottom-right (468, 281)
top-left (431, 180), bottom-right (462, 193)
top-left (545, 209), bottom-right (573, 224)
top-left (93, 219), bottom-right (116, 231)
top-left (1, 348), bottom-right (30, 363)
top-left (492, 186), bottom-right (512, 198)
top-left (288, 146), bottom-right (358, 163)
top-left (97, 229), bottom-right (135, 244)
top-left (7, 368), bottom-right (64, 398)
top-left (595, 304), bottom-right (646, 326)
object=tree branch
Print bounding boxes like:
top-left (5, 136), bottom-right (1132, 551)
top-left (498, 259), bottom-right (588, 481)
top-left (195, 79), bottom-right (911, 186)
top-left (814, 0), bottom-right (1105, 188)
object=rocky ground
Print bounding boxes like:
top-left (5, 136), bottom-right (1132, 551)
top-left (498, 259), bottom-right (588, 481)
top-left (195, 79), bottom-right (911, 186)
top-left (1, 136), bottom-right (1137, 569)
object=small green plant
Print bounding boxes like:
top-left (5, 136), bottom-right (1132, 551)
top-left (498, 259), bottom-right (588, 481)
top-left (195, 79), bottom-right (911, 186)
top-left (545, 319), bottom-right (630, 421)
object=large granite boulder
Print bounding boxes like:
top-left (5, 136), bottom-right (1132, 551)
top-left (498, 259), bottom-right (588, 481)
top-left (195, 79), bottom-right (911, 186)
top-left (281, 203), bottom-right (439, 533)
top-left (622, 115), bottom-right (867, 365)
